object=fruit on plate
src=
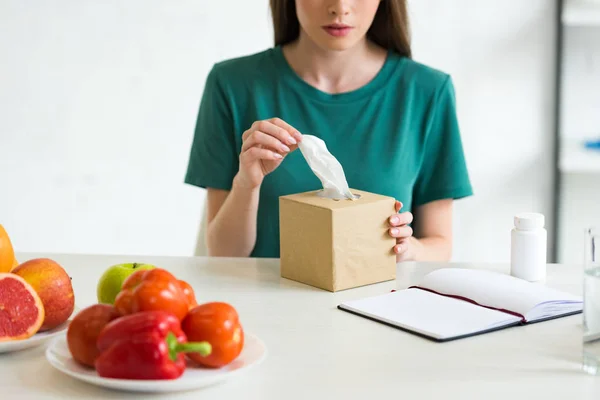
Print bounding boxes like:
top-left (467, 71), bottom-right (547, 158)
top-left (0, 273), bottom-right (45, 341)
top-left (95, 311), bottom-right (212, 380)
top-left (97, 262), bottom-right (156, 305)
top-left (181, 302), bottom-right (244, 368)
top-left (12, 258), bottom-right (75, 331)
top-left (66, 304), bottom-right (120, 368)
top-left (0, 224), bottom-right (16, 273)
top-left (114, 268), bottom-right (191, 321)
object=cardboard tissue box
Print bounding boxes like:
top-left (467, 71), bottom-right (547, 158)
top-left (279, 135), bottom-right (397, 292)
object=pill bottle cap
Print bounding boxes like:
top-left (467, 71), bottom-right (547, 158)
top-left (514, 213), bottom-right (545, 231)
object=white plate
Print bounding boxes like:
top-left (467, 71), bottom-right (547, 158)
top-left (0, 318), bottom-right (72, 354)
top-left (45, 333), bottom-right (267, 393)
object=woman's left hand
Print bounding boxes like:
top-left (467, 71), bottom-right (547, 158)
top-left (388, 201), bottom-right (414, 262)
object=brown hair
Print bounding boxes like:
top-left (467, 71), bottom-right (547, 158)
top-left (269, 0), bottom-right (411, 58)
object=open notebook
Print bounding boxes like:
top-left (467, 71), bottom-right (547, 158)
top-left (338, 268), bottom-right (582, 342)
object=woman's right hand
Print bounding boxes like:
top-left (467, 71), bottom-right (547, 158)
top-left (235, 118), bottom-right (303, 190)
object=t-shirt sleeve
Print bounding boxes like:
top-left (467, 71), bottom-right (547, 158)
top-left (412, 76), bottom-right (473, 207)
top-left (184, 65), bottom-right (238, 190)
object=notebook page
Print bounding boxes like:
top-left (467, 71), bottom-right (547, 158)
top-left (527, 302), bottom-right (582, 322)
top-left (417, 268), bottom-right (582, 320)
top-left (339, 288), bottom-right (521, 341)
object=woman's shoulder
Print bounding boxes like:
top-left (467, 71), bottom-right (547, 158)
top-left (208, 47), bottom-right (279, 84)
top-left (392, 55), bottom-right (454, 97)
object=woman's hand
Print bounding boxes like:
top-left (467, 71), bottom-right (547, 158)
top-left (389, 201), bottom-right (414, 262)
top-left (235, 118), bottom-right (303, 190)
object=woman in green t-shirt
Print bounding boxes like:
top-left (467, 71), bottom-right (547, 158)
top-left (185, 0), bottom-right (473, 261)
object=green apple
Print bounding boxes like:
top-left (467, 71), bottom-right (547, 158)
top-left (97, 262), bottom-right (156, 304)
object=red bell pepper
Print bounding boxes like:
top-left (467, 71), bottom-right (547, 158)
top-left (181, 302), bottom-right (244, 368)
top-left (114, 268), bottom-right (191, 321)
top-left (94, 311), bottom-right (211, 380)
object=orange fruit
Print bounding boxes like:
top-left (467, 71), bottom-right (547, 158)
top-left (0, 224), bottom-right (16, 273)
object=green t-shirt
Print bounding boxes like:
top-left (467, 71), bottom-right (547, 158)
top-left (185, 46), bottom-right (473, 258)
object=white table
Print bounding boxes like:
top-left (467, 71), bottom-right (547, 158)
top-left (2, 254), bottom-right (599, 399)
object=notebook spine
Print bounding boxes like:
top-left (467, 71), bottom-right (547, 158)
top-left (408, 286), bottom-right (526, 321)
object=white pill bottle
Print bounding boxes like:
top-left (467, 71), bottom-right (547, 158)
top-left (510, 212), bottom-right (547, 282)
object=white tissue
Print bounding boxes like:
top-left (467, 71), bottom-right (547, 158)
top-left (298, 135), bottom-right (358, 200)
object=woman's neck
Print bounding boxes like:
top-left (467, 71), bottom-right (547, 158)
top-left (282, 31), bottom-right (388, 95)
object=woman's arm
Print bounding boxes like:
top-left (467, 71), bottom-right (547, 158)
top-left (203, 118), bottom-right (302, 257)
top-left (409, 199), bottom-right (453, 261)
top-left (204, 176), bottom-right (261, 257)
top-left (390, 199), bottom-right (454, 262)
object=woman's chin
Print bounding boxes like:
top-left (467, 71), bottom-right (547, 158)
top-left (315, 36), bottom-right (362, 52)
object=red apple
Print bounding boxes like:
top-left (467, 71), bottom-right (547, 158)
top-left (67, 304), bottom-right (120, 367)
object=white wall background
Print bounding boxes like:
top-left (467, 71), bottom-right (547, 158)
top-left (0, 0), bottom-right (559, 262)
top-left (558, 25), bottom-right (600, 264)
top-left (561, 26), bottom-right (600, 142)
top-left (407, 0), bottom-right (557, 262)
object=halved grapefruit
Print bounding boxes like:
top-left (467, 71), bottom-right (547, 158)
top-left (0, 273), bottom-right (45, 342)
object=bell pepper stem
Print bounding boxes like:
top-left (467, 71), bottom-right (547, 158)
top-left (166, 332), bottom-right (212, 362)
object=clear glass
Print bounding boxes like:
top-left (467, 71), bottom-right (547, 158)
top-left (583, 227), bottom-right (600, 375)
